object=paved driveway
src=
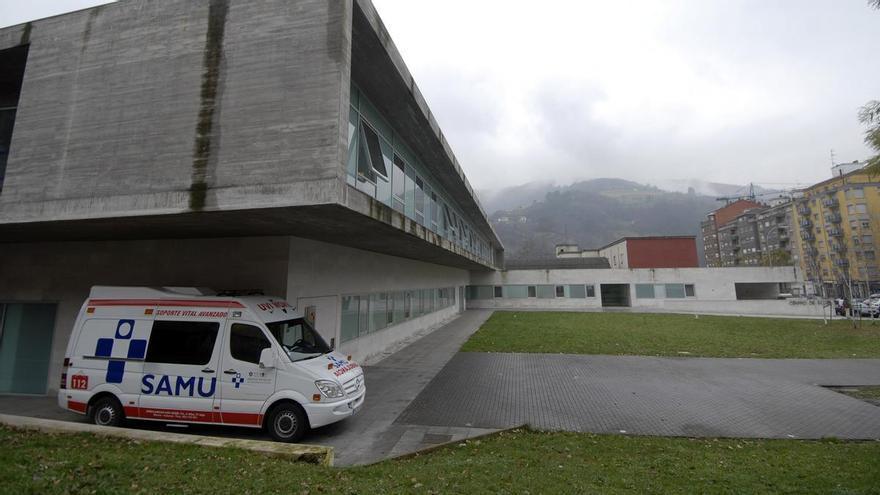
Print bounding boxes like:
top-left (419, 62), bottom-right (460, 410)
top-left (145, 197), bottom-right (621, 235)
top-left (0, 310), bottom-right (496, 466)
top-left (396, 353), bottom-right (880, 439)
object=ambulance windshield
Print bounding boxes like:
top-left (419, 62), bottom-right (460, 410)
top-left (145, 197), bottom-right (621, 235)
top-left (266, 318), bottom-right (331, 362)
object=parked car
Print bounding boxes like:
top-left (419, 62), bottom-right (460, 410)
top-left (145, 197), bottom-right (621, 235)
top-left (863, 297), bottom-right (880, 317)
top-left (852, 298), bottom-right (880, 317)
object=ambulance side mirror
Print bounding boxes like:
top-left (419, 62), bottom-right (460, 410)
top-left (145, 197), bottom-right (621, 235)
top-left (259, 348), bottom-right (276, 369)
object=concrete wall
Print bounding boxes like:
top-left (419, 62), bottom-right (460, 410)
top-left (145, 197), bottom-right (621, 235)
top-left (0, 237), bottom-right (291, 395)
top-left (0, 234), bottom-right (469, 395)
top-left (467, 267), bottom-right (810, 316)
top-left (286, 236), bottom-right (468, 363)
top-left (600, 242), bottom-right (628, 268)
top-left (626, 238), bottom-right (699, 269)
top-left (0, 0), bottom-right (349, 223)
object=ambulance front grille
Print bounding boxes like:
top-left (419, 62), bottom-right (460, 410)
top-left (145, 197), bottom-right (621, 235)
top-left (343, 374), bottom-right (362, 395)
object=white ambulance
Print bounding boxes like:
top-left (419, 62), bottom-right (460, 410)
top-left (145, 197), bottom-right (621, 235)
top-left (58, 286), bottom-right (365, 442)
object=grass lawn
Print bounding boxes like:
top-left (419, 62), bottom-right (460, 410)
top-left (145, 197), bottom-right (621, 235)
top-left (2, 427), bottom-right (879, 494)
top-left (832, 385), bottom-right (880, 405)
top-left (846, 386), bottom-right (880, 401)
top-left (460, 311), bottom-right (880, 358)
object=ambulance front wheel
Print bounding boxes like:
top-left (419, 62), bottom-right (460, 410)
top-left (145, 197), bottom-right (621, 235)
top-left (267, 403), bottom-right (307, 442)
top-left (89, 396), bottom-right (124, 427)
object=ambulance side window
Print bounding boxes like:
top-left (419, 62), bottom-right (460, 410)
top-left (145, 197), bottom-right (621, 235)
top-left (145, 321), bottom-right (219, 365)
top-left (230, 324), bottom-right (271, 364)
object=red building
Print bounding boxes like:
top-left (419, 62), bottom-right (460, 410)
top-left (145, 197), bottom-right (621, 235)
top-left (711, 199), bottom-right (765, 228)
top-left (599, 236), bottom-right (699, 269)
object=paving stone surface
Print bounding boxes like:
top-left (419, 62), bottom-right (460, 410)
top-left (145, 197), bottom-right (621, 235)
top-left (396, 353), bottom-right (880, 439)
top-left (0, 310), bottom-right (496, 467)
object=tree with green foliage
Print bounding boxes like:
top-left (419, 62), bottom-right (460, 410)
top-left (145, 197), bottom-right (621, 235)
top-left (860, 101), bottom-right (880, 174)
top-left (760, 248), bottom-right (792, 267)
top-left (862, 1), bottom-right (880, 174)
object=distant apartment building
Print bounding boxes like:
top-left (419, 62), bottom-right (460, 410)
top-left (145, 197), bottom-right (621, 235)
top-left (756, 201), bottom-right (796, 265)
top-left (702, 199), bottom-right (766, 267)
top-left (718, 210), bottom-right (762, 266)
top-left (704, 199), bottom-right (796, 268)
top-left (792, 165), bottom-right (880, 298)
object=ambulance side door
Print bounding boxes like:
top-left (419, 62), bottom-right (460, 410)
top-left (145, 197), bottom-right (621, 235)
top-left (139, 319), bottom-right (222, 423)
top-left (217, 321), bottom-right (277, 427)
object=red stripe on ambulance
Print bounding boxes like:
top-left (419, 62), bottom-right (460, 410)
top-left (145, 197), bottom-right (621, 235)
top-left (88, 299), bottom-right (245, 308)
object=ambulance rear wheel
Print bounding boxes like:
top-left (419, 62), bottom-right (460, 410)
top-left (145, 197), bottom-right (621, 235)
top-left (90, 396), bottom-right (124, 427)
top-left (267, 403), bottom-right (307, 442)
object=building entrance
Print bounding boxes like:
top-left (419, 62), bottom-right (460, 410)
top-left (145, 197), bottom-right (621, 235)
top-left (600, 284), bottom-right (631, 307)
top-left (0, 303), bottom-right (56, 394)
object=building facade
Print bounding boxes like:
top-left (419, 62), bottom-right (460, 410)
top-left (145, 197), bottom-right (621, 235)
top-left (701, 199), bottom-right (765, 267)
top-left (717, 209), bottom-right (763, 266)
top-left (0, 0), bottom-right (503, 395)
top-left (467, 266), bottom-right (810, 317)
top-left (791, 168), bottom-right (880, 298)
top-left (598, 236), bottom-right (698, 269)
top-left (703, 199), bottom-right (797, 268)
top-left (555, 236), bottom-right (698, 269)
top-left (756, 201), bottom-right (795, 266)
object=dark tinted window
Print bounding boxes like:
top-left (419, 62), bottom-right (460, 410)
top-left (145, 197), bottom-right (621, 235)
top-left (528, 286), bottom-right (537, 298)
top-left (494, 286), bottom-right (503, 298)
top-left (392, 155), bottom-right (405, 198)
top-left (230, 324), bottom-right (271, 364)
top-left (586, 285), bottom-right (596, 298)
top-left (146, 321), bottom-right (219, 365)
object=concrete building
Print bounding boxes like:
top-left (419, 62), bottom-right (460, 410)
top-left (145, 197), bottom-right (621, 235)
top-left (756, 201), bottom-right (795, 266)
top-left (555, 243), bottom-right (600, 258)
top-left (791, 165), bottom-right (880, 298)
top-left (467, 266), bottom-right (811, 317)
top-left (719, 209), bottom-right (765, 267)
top-left (702, 199), bottom-right (765, 267)
top-left (598, 236), bottom-right (698, 269)
top-left (704, 199), bottom-right (798, 268)
top-left (555, 236), bottom-right (698, 269)
top-left (0, 0), bottom-right (503, 395)
top-left (832, 160), bottom-right (867, 178)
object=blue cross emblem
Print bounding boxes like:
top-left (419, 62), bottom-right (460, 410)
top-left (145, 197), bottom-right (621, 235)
top-left (327, 355), bottom-right (348, 368)
top-left (232, 373), bottom-right (245, 389)
top-left (94, 319), bottom-right (147, 384)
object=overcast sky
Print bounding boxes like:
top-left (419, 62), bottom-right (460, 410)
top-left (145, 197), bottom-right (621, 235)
top-left (2, 1), bottom-right (878, 192)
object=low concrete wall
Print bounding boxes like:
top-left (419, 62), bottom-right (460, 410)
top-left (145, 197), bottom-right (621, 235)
top-left (467, 266), bottom-right (811, 317)
top-left (466, 298), bottom-right (826, 317)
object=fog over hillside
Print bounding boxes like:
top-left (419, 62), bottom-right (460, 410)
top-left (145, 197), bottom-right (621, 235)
top-left (479, 178), bottom-right (730, 262)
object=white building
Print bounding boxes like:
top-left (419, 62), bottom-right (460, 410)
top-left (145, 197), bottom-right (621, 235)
top-left (467, 266), bottom-right (816, 317)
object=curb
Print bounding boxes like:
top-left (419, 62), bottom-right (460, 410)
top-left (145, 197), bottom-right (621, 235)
top-left (386, 424), bottom-right (527, 463)
top-left (0, 413), bottom-right (334, 466)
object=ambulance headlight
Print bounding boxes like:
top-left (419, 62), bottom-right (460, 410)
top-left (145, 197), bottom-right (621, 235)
top-left (315, 380), bottom-right (344, 399)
